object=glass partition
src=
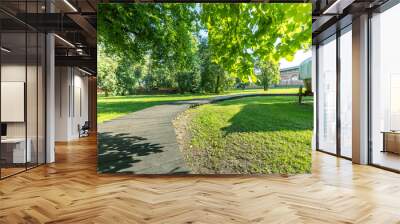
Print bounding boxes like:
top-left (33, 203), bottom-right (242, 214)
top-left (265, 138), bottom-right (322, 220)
top-left (0, 2), bottom-right (46, 179)
top-left (317, 35), bottom-right (337, 154)
top-left (1, 31), bottom-right (28, 177)
top-left (370, 4), bottom-right (400, 171)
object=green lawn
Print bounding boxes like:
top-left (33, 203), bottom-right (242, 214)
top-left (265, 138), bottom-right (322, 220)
top-left (98, 88), bottom-right (299, 123)
top-left (180, 96), bottom-right (313, 174)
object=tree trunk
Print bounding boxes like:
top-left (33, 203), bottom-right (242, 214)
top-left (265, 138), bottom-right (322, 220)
top-left (263, 82), bottom-right (268, 91)
top-left (298, 87), bottom-right (303, 104)
top-left (215, 75), bottom-right (220, 93)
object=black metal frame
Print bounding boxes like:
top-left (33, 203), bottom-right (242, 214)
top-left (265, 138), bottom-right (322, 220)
top-left (336, 25), bottom-right (341, 157)
top-left (367, 11), bottom-right (373, 165)
top-left (0, 0), bottom-right (47, 180)
top-left (0, 14), bottom-right (2, 179)
top-left (315, 45), bottom-right (319, 151)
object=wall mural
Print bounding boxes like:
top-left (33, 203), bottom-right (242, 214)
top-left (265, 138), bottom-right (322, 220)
top-left (97, 3), bottom-right (313, 175)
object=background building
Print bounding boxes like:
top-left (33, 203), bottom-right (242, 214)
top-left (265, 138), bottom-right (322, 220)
top-left (278, 66), bottom-right (304, 87)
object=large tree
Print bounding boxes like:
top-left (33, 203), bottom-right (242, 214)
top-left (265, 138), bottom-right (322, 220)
top-left (98, 3), bottom-right (311, 95)
top-left (256, 61), bottom-right (280, 91)
top-left (98, 4), bottom-right (198, 69)
top-left (97, 45), bottom-right (117, 96)
top-left (198, 38), bottom-right (228, 93)
top-left (201, 3), bottom-right (311, 81)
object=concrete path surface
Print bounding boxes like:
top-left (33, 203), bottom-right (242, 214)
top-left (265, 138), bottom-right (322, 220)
top-left (98, 93), bottom-right (296, 174)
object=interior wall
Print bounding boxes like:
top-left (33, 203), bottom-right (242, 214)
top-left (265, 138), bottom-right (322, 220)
top-left (55, 66), bottom-right (89, 141)
top-left (55, 66), bottom-right (70, 141)
top-left (71, 71), bottom-right (89, 138)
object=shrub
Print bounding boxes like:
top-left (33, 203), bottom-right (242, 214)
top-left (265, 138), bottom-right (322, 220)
top-left (175, 71), bottom-right (201, 93)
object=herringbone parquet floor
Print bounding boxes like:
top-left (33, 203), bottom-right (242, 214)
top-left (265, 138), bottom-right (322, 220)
top-left (1, 135), bottom-right (400, 223)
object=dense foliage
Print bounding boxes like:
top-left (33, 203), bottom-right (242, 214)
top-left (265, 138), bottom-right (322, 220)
top-left (98, 3), bottom-right (311, 95)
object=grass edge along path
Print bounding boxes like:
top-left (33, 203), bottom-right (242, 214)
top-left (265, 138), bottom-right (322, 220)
top-left (98, 88), bottom-right (299, 123)
top-left (175, 96), bottom-right (313, 174)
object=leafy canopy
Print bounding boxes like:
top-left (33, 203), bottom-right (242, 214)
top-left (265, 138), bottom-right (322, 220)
top-left (98, 3), bottom-right (198, 68)
top-left (98, 3), bottom-right (311, 94)
top-left (201, 3), bottom-right (311, 81)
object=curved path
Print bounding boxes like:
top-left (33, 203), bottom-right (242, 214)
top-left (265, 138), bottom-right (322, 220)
top-left (98, 93), bottom-right (296, 174)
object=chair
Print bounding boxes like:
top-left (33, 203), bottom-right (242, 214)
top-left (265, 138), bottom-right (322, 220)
top-left (78, 121), bottom-right (90, 138)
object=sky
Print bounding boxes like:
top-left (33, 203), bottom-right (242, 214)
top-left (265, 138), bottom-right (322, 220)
top-left (279, 50), bottom-right (311, 69)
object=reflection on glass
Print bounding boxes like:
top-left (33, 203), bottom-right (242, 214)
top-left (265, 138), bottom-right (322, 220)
top-left (318, 36), bottom-right (337, 154)
top-left (340, 29), bottom-right (352, 158)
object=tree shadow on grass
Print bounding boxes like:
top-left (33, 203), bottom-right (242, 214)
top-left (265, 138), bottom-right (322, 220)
top-left (221, 101), bottom-right (313, 134)
top-left (97, 132), bottom-right (164, 173)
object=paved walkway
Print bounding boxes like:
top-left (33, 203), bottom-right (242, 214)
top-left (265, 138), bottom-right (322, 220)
top-left (98, 93), bottom-right (296, 174)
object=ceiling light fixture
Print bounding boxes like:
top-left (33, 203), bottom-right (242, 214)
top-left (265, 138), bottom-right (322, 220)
top-left (54, 34), bottom-right (75, 48)
top-left (1, 47), bottom-right (11, 53)
top-left (323, 0), bottom-right (342, 14)
top-left (322, 0), bottom-right (354, 15)
top-left (63, 0), bottom-right (78, 12)
top-left (78, 67), bottom-right (92, 76)
top-left (76, 48), bottom-right (84, 55)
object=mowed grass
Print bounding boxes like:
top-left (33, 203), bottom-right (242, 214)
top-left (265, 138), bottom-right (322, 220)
top-left (98, 88), bottom-right (299, 123)
top-left (182, 96), bottom-right (313, 174)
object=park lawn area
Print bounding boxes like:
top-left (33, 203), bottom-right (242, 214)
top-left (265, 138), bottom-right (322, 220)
top-left (179, 96), bottom-right (313, 174)
top-left (98, 88), bottom-right (299, 123)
